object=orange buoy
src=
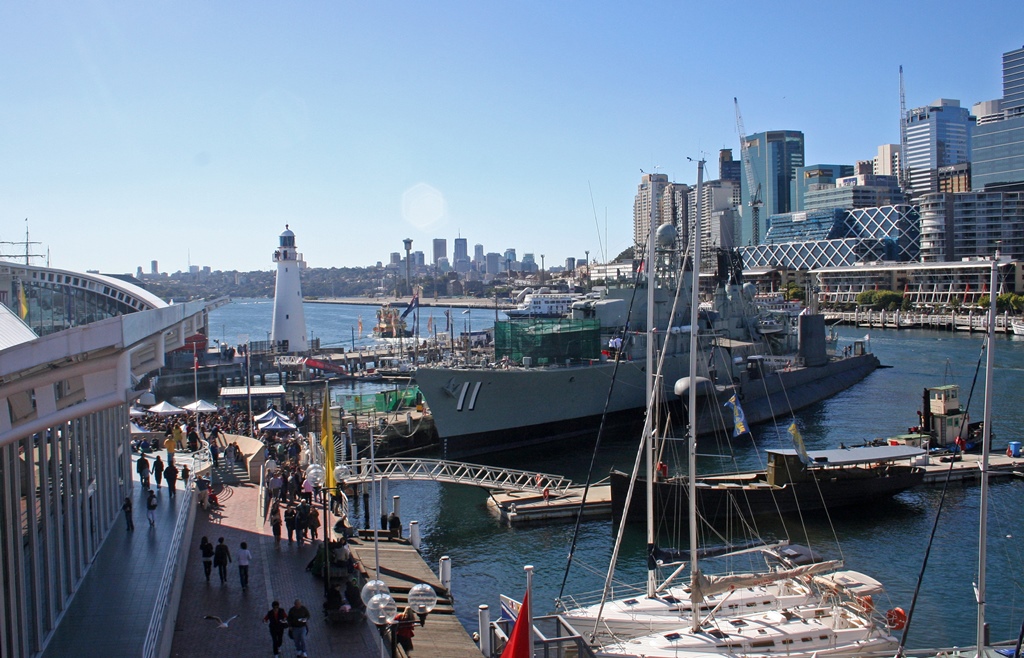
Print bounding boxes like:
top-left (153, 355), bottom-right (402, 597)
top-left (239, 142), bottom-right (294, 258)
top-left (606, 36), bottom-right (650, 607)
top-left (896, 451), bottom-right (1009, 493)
top-left (856, 594), bottom-right (874, 612)
top-left (886, 607), bottom-right (907, 630)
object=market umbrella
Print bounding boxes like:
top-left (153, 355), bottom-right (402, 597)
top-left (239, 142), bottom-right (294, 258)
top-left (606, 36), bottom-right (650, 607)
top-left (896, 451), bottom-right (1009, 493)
top-left (147, 401), bottom-right (185, 416)
top-left (254, 408), bottom-right (290, 423)
top-left (257, 416), bottom-right (297, 432)
top-left (183, 399), bottom-right (219, 413)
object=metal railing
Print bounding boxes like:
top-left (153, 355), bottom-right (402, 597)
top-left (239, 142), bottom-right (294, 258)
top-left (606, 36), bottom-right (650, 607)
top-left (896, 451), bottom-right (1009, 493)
top-left (141, 465), bottom-right (195, 658)
top-left (337, 458), bottom-right (574, 495)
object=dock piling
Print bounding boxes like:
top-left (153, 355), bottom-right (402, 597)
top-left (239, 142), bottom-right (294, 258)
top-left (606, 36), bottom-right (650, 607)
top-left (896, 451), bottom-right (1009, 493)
top-left (440, 556), bottom-right (452, 595)
top-left (478, 605), bottom-right (491, 656)
top-left (410, 520), bottom-right (421, 549)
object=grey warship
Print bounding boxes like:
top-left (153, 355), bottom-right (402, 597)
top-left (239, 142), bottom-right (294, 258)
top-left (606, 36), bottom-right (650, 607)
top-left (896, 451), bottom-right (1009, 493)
top-left (415, 245), bottom-right (879, 459)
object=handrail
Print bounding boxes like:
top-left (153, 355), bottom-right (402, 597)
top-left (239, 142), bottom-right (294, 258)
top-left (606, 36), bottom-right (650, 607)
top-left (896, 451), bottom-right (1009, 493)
top-left (337, 458), bottom-right (574, 495)
top-left (141, 467), bottom-right (195, 658)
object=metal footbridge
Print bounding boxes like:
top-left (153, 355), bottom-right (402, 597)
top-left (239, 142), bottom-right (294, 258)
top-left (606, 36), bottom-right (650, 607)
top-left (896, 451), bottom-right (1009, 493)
top-left (335, 458), bottom-right (574, 496)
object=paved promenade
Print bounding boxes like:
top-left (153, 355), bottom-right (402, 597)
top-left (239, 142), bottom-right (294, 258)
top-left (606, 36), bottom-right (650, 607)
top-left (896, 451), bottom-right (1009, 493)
top-left (169, 465), bottom-right (383, 657)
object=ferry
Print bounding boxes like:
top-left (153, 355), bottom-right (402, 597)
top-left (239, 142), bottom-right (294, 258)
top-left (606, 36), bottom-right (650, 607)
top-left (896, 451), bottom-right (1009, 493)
top-left (505, 290), bottom-right (581, 319)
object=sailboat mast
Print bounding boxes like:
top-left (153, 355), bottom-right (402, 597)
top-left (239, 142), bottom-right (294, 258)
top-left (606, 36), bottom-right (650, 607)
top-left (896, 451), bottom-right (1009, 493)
top-left (975, 248), bottom-right (999, 655)
top-left (687, 160), bottom-right (705, 633)
top-left (645, 170), bottom-right (658, 598)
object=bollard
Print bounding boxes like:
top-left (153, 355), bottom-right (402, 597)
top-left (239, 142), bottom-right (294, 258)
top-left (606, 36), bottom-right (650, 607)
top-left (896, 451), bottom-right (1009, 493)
top-left (439, 556), bottom-right (452, 595)
top-left (393, 495), bottom-right (401, 518)
top-left (380, 477), bottom-right (390, 530)
top-left (409, 520), bottom-right (421, 550)
top-left (478, 604), bottom-right (491, 656)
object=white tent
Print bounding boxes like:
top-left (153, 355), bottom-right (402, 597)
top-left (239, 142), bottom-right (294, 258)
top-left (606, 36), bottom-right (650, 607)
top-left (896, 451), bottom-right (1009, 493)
top-left (147, 401), bottom-right (185, 416)
top-left (129, 407), bottom-right (147, 418)
top-left (183, 399), bottom-right (219, 413)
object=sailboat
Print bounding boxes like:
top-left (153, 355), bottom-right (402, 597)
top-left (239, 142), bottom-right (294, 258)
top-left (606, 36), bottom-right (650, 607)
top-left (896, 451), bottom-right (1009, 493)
top-left (545, 160), bottom-right (899, 657)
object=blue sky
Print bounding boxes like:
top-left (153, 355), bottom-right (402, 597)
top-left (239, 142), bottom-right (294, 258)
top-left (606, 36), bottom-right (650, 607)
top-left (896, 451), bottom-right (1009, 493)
top-left (1, 2), bottom-right (1021, 275)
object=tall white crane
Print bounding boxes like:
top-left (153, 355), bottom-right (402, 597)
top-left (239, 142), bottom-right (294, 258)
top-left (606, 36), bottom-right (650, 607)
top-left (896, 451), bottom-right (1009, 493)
top-left (734, 97), bottom-right (763, 246)
top-left (899, 65), bottom-right (909, 193)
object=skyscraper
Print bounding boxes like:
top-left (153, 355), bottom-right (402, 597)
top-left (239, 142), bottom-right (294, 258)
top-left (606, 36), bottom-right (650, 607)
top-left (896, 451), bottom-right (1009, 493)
top-left (972, 46), bottom-right (1024, 192)
top-left (903, 99), bottom-right (974, 197)
top-left (453, 237), bottom-right (470, 273)
top-left (740, 130), bottom-right (805, 245)
top-left (633, 173), bottom-right (669, 250)
top-left (473, 243), bottom-right (484, 269)
top-left (432, 238), bottom-right (447, 266)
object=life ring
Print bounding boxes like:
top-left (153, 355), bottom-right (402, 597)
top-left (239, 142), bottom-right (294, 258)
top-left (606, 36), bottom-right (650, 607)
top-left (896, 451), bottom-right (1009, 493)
top-left (886, 607), bottom-right (907, 630)
top-left (856, 595), bottom-right (874, 612)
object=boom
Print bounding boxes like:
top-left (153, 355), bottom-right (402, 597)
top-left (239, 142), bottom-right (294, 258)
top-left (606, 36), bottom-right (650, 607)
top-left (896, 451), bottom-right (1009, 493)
top-left (735, 97), bottom-right (763, 246)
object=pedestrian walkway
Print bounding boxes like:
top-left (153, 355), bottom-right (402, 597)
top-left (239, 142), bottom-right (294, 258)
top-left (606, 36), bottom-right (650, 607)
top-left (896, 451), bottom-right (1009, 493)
top-left (41, 451), bottom-right (192, 658)
top-left (169, 459), bottom-right (384, 657)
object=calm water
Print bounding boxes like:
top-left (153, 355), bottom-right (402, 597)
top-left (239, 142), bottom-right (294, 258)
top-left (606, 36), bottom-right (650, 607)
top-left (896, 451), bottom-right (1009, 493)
top-left (210, 299), bottom-right (1024, 650)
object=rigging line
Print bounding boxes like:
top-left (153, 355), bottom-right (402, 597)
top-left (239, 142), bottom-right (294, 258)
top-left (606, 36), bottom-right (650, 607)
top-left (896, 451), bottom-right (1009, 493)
top-left (556, 238), bottom-right (649, 603)
top-left (896, 442), bottom-right (961, 656)
top-left (588, 181), bottom-right (606, 263)
top-left (957, 340), bottom-right (987, 443)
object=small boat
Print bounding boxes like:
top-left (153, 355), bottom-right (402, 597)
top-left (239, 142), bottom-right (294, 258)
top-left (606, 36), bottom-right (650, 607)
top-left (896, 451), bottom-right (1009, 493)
top-left (755, 316), bottom-right (784, 334)
top-left (1011, 319), bottom-right (1024, 335)
top-left (505, 289), bottom-right (581, 318)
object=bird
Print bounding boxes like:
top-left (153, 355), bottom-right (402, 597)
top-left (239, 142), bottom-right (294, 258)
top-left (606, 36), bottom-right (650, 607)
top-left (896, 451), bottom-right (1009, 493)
top-left (204, 614), bottom-right (238, 628)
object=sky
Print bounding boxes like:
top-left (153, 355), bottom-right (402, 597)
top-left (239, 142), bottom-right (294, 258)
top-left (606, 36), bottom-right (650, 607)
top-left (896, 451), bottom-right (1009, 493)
top-left (1, 1), bottom-right (1022, 275)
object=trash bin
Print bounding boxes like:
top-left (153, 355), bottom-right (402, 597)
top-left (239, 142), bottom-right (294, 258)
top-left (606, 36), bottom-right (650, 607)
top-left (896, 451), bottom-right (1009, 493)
top-left (1008, 441), bottom-right (1022, 458)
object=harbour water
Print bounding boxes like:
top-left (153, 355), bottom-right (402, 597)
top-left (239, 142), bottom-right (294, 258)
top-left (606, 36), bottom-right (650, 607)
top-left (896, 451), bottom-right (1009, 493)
top-left (210, 299), bottom-right (1024, 650)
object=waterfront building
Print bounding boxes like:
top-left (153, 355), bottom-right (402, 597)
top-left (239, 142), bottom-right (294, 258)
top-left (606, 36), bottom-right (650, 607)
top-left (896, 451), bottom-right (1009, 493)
top-left (633, 173), bottom-right (669, 249)
top-left (740, 130), bottom-right (805, 245)
top-left (903, 98), bottom-right (974, 198)
top-left (0, 274), bottom-right (207, 656)
top-left (814, 259), bottom-right (1019, 307)
top-left (0, 262), bottom-right (165, 336)
top-left (919, 191), bottom-right (1024, 262)
top-left (793, 164), bottom-right (855, 211)
top-left (473, 243), bottom-right (484, 270)
top-left (742, 205), bottom-right (919, 270)
top-left (432, 238), bottom-right (447, 266)
top-left (270, 226), bottom-right (307, 354)
top-left (453, 237), bottom-right (470, 273)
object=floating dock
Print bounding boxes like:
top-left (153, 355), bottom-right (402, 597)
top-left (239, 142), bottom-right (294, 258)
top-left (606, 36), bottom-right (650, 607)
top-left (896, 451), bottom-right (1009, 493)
top-left (487, 483), bottom-right (612, 525)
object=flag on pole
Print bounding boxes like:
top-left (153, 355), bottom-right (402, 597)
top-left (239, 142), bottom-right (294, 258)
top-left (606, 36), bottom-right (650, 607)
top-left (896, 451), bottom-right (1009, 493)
top-left (501, 591), bottom-right (531, 658)
top-left (357, 316), bottom-right (363, 336)
top-left (18, 280), bottom-right (28, 320)
top-left (401, 293), bottom-right (419, 320)
top-left (788, 422), bottom-right (811, 465)
top-left (724, 394), bottom-right (748, 437)
top-left (444, 309), bottom-right (451, 332)
top-left (322, 382), bottom-right (336, 491)
top-left (427, 315), bottom-right (433, 333)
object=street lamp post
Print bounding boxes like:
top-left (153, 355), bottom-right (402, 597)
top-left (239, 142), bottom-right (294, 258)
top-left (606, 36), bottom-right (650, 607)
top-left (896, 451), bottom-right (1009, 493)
top-left (585, 250), bottom-right (590, 291)
top-left (540, 254), bottom-right (545, 285)
top-left (403, 238), bottom-right (413, 297)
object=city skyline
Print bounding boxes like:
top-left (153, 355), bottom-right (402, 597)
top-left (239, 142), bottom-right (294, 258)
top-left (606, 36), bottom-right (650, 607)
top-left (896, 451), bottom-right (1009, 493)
top-left (1, 2), bottom-right (1021, 274)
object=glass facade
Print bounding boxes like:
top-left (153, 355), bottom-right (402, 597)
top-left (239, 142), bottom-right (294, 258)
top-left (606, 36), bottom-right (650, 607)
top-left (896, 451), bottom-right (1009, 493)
top-left (971, 114), bottom-right (1024, 190)
top-left (904, 100), bottom-right (974, 196)
top-left (1004, 47), bottom-right (1024, 110)
top-left (741, 131), bottom-right (805, 245)
top-left (0, 406), bottom-right (130, 657)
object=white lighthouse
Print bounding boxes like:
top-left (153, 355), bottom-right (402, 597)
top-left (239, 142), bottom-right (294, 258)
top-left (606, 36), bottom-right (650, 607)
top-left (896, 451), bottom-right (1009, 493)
top-left (270, 225), bottom-right (308, 353)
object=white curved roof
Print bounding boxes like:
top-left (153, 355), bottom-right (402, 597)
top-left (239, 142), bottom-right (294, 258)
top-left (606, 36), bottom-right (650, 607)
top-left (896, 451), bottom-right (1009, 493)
top-left (12, 262), bottom-right (167, 310)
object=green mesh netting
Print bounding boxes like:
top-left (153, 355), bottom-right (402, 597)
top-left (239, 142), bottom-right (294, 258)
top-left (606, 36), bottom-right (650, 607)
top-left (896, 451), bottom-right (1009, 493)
top-left (494, 319), bottom-right (602, 364)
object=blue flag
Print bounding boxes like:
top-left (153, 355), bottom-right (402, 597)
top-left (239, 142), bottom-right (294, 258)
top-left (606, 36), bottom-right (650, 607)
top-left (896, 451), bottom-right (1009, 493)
top-left (788, 422), bottom-right (812, 465)
top-left (724, 394), bottom-right (748, 437)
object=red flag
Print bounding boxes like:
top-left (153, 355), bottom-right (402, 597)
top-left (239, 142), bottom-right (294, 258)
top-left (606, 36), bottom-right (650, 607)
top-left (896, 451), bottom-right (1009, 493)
top-left (501, 591), bottom-right (531, 658)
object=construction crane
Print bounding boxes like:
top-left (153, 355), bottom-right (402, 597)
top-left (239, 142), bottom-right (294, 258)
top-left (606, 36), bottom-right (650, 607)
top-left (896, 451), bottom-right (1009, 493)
top-left (898, 65), bottom-right (909, 193)
top-left (734, 98), bottom-right (763, 246)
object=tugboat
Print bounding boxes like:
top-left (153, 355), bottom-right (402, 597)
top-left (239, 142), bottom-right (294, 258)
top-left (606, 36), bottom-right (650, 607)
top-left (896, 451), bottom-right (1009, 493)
top-left (373, 302), bottom-right (412, 338)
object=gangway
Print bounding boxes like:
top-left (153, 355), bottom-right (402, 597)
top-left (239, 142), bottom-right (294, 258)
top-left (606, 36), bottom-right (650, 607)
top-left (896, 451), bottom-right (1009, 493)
top-left (336, 458), bottom-right (574, 496)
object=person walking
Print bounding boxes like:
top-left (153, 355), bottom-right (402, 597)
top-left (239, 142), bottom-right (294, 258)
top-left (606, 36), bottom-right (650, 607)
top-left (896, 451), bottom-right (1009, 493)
top-left (270, 504), bottom-right (283, 546)
top-left (199, 536), bottom-right (215, 582)
top-left (165, 462), bottom-right (178, 498)
top-left (308, 509), bottom-right (321, 541)
top-left (263, 600), bottom-right (288, 657)
top-left (213, 537), bottom-right (231, 584)
top-left (146, 490), bottom-right (158, 526)
top-left (237, 541), bottom-right (252, 590)
top-left (295, 503), bottom-right (309, 544)
top-left (122, 496), bottom-right (134, 531)
top-left (210, 442), bottom-right (220, 468)
top-left (393, 606), bottom-right (417, 655)
top-left (284, 507), bottom-right (297, 543)
top-left (152, 455), bottom-right (165, 489)
top-left (287, 599), bottom-right (310, 657)
top-left (136, 456), bottom-right (151, 489)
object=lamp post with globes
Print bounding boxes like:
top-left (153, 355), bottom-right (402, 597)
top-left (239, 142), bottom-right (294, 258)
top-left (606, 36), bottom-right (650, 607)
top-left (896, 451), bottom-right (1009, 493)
top-left (303, 462), bottom-right (353, 598)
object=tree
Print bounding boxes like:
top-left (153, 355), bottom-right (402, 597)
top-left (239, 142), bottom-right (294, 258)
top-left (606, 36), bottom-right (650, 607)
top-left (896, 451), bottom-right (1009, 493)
top-left (614, 246), bottom-right (635, 262)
